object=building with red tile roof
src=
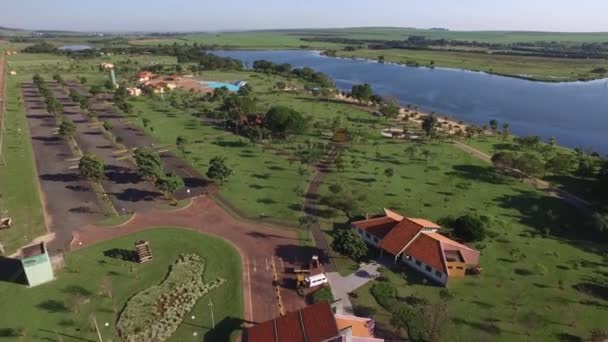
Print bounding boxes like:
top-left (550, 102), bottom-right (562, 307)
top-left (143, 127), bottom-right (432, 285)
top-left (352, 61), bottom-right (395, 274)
top-left (244, 301), bottom-right (384, 342)
top-left (351, 209), bottom-right (480, 286)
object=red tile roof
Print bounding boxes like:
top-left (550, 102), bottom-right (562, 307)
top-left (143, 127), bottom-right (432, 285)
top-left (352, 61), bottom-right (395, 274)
top-left (352, 216), bottom-right (400, 240)
top-left (405, 233), bottom-right (447, 273)
top-left (378, 219), bottom-right (424, 255)
top-left (245, 302), bottom-right (339, 342)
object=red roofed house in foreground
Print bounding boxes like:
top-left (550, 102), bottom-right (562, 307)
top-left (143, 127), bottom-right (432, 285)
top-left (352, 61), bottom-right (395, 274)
top-left (244, 301), bottom-right (384, 342)
top-left (351, 209), bottom-right (480, 286)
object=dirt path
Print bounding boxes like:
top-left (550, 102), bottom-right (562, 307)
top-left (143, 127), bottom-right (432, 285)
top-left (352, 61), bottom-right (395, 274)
top-left (71, 195), bottom-right (309, 323)
top-left (21, 83), bottom-right (105, 253)
top-left (303, 144), bottom-right (343, 273)
top-left (451, 139), bottom-right (592, 211)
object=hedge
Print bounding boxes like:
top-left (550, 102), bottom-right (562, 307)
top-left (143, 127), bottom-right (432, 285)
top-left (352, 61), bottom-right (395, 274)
top-left (116, 254), bottom-right (225, 341)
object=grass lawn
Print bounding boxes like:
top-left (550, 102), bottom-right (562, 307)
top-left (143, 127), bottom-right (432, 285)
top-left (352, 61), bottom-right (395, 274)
top-left (0, 228), bottom-right (243, 341)
top-left (334, 48), bottom-right (608, 82)
top-left (462, 134), bottom-right (602, 204)
top-left (314, 137), bottom-right (608, 341)
top-left (122, 70), bottom-right (378, 224)
top-left (0, 77), bottom-right (46, 255)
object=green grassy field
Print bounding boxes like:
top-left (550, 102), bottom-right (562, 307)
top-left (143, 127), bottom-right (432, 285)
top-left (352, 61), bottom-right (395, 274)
top-left (0, 76), bottom-right (46, 255)
top-left (129, 32), bottom-right (344, 50)
top-left (283, 27), bottom-right (608, 44)
top-left (333, 49), bottom-right (608, 81)
top-left (314, 137), bottom-right (607, 341)
top-left (0, 228), bottom-right (243, 341)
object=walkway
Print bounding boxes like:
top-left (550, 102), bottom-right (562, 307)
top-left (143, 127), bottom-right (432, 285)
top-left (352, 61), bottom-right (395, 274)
top-left (326, 262), bottom-right (381, 314)
top-left (71, 195), bottom-right (309, 324)
top-left (303, 143), bottom-right (342, 272)
top-left (451, 139), bottom-right (592, 212)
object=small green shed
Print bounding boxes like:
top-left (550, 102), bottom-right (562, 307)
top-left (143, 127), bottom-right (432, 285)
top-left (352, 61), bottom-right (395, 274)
top-left (20, 242), bottom-right (54, 287)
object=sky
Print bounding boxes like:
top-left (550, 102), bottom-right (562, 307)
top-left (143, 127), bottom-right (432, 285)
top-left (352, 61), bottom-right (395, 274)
top-left (2, 0), bottom-right (608, 32)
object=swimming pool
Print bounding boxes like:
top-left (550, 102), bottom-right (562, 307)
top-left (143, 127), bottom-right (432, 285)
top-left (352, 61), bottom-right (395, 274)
top-left (205, 81), bottom-right (241, 92)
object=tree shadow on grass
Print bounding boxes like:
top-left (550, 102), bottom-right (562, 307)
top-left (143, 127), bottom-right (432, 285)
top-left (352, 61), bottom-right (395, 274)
top-left (447, 164), bottom-right (505, 184)
top-left (451, 317), bottom-right (501, 335)
top-left (63, 285), bottom-right (92, 297)
top-left (494, 189), bottom-right (605, 252)
top-left (36, 300), bottom-right (68, 313)
top-left (573, 281), bottom-right (608, 301)
top-left (103, 248), bottom-right (138, 263)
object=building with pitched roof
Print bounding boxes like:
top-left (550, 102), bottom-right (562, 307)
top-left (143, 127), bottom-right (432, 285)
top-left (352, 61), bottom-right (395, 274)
top-left (244, 301), bottom-right (384, 342)
top-left (352, 209), bottom-right (480, 286)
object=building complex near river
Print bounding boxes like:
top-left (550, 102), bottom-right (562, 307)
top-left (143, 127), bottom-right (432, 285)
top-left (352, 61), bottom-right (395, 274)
top-left (352, 209), bottom-right (480, 286)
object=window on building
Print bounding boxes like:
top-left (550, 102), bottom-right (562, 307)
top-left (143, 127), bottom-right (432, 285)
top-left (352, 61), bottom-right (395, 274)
top-left (435, 271), bottom-right (442, 277)
top-left (448, 266), bottom-right (453, 269)
top-left (456, 266), bottom-right (463, 270)
top-left (415, 260), bottom-right (422, 266)
top-left (366, 233), bottom-right (371, 239)
top-left (373, 237), bottom-right (378, 243)
top-left (425, 265), bottom-right (432, 272)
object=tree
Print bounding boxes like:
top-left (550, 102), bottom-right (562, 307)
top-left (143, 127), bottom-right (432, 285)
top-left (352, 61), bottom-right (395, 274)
top-left (155, 173), bottom-right (184, 199)
top-left (142, 118), bottom-right (151, 129)
top-left (134, 148), bottom-right (163, 181)
top-left (422, 115), bottom-right (438, 137)
top-left (489, 119), bottom-right (498, 132)
top-left (79, 154), bottom-right (105, 183)
top-left (447, 214), bottom-right (487, 242)
top-left (176, 136), bottom-right (188, 155)
top-left (238, 83), bottom-right (252, 96)
top-left (380, 101), bottom-right (400, 118)
top-left (351, 83), bottom-right (373, 102)
top-left (384, 167), bottom-right (395, 178)
top-left (491, 152), bottom-right (516, 173)
top-left (514, 153), bottom-right (545, 178)
top-left (328, 183), bottom-right (342, 194)
top-left (79, 96), bottom-right (90, 111)
top-left (514, 135), bottom-right (541, 150)
top-left (331, 229), bottom-right (368, 260)
top-left (264, 106), bottom-right (305, 138)
top-left (545, 153), bottom-right (574, 175)
top-left (102, 121), bottom-right (112, 131)
top-left (206, 156), bottom-right (232, 184)
top-left (79, 76), bottom-right (87, 84)
top-left (58, 119), bottom-right (76, 138)
top-left (501, 123), bottom-right (510, 140)
top-left (312, 287), bottom-right (334, 304)
top-left (275, 81), bottom-right (287, 90)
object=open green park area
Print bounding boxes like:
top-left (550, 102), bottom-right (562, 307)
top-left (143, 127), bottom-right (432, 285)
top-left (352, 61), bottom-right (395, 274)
top-left (0, 228), bottom-right (243, 341)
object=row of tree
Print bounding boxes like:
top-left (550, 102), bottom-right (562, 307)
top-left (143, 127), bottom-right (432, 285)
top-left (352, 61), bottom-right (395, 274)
top-left (252, 60), bottom-right (334, 89)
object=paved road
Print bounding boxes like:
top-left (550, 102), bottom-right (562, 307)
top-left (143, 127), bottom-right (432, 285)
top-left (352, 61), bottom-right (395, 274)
top-left (71, 195), bottom-right (310, 323)
top-left (451, 139), bottom-right (592, 212)
top-left (21, 83), bottom-right (104, 253)
top-left (66, 81), bottom-right (207, 200)
top-left (49, 82), bottom-right (164, 213)
top-left (326, 262), bottom-right (381, 314)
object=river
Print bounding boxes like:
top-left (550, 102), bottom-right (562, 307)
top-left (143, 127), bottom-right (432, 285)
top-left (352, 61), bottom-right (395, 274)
top-left (213, 50), bottom-right (608, 154)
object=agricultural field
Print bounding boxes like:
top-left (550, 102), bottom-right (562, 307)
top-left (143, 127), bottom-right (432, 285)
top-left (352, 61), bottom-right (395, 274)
top-left (333, 48), bottom-right (608, 82)
top-left (0, 228), bottom-right (243, 341)
top-left (314, 137), bottom-right (608, 341)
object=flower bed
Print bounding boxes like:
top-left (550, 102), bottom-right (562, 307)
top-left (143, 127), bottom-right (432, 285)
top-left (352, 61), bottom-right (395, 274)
top-left (117, 254), bottom-right (225, 341)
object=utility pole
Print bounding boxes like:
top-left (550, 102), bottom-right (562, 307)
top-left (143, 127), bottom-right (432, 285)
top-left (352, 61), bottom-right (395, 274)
top-left (208, 299), bottom-right (215, 329)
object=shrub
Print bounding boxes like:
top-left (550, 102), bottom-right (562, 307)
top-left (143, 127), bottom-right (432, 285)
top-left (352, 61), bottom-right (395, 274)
top-left (312, 286), bottom-right (334, 304)
top-left (442, 214), bottom-right (487, 242)
top-left (116, 254), bottom-right (225, 342)
top-left (331, 229), bottom-right (368, 261)
top-left (370, 283), bottom-right (397, 309)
